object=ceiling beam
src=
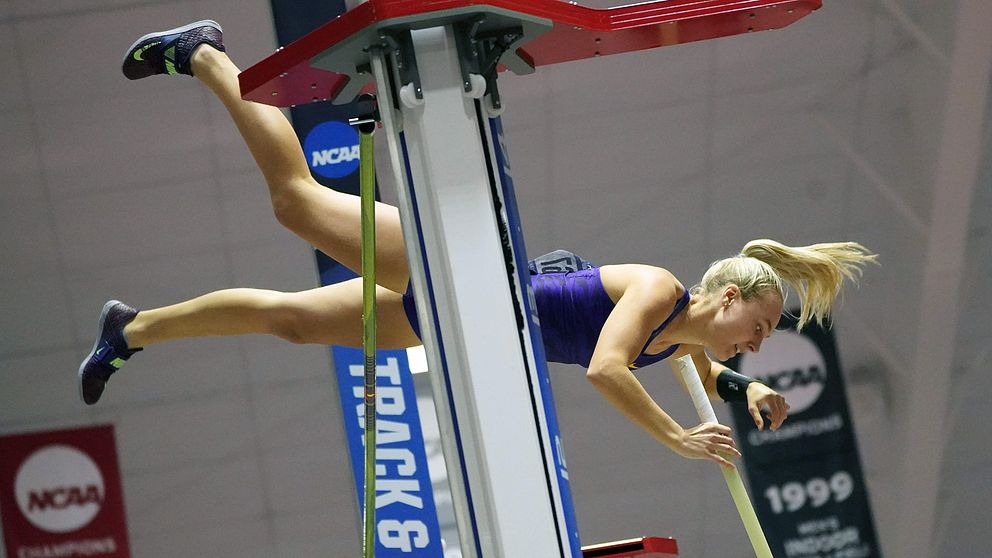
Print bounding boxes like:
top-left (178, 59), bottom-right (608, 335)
top-left (877, 0), bottom-right (949, 66)
top-left (930, 344), bottom-right (991, 551)
top-left (812, 112), bottom-right (927, 235)
top-left (895, 2), bottom-right (992, 556)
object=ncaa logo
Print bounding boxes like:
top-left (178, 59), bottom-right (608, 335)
top-left (304, 121), bottom-right (360, 179)
top-left (14, 445), bottom-right (105, 533)
top-left (739, 330), bottom-right (826, 415)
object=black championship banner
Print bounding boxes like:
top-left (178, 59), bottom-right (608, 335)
top-left (726, 315), bottom-right (882, 558)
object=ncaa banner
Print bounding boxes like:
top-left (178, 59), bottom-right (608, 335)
top-left (308, 133), bottom-right (445, 556)
top-left (727, 315), bottom-right (881, 558)
top-left (321, 261), bottom-right (444, 557)
top-left (331, 345), bottom-right (444, 556)
top-left (0, 425), bottom-right (131, 558)
top-left (268, 1), bottom-right (444, 554)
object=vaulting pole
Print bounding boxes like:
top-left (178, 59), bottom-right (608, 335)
top-left (358, 120), bottom-right (378, 558)
top-left (673, 355), bottom-right (772, 558)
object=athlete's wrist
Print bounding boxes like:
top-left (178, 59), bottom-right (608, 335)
top-left (716, 369), bottom-right (761, 402)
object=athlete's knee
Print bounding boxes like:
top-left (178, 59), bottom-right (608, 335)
top-left (263, 296), bottom-right (313, 344)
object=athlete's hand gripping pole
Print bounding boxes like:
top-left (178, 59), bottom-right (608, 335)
top-left (673, 355), bottom-right (773, 558)
top-left (354, 95), bottom-right (380, 558)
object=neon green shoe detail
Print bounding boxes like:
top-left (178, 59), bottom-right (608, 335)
top-left (121, 20), bottom-right (225, 80)
top-left (164, 46), bottom-right (177, 75)
top-left (109, 357), bottom-right (126, 369)
top-left (133, 42), bottom-right (160, 62)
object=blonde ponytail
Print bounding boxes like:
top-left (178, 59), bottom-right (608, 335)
top-left (696, 239), bottom-right (877, 330)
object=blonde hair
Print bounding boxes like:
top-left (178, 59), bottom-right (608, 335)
top-left (692, 239), bottom-right (877, 330)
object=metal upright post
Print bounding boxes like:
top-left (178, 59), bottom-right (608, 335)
top-left (370, 26), bottom-right (575, 557)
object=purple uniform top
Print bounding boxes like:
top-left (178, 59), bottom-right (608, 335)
top-left (403, 266), bottom-right (691, 369)
top-left (531, 267), bottom-right (690, 368)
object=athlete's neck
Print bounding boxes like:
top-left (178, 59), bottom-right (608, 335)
top-left (664, 295), bottom-right (717, 347)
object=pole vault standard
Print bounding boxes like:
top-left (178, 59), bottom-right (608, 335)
top-left (240, 2), bottom-right (820, 556)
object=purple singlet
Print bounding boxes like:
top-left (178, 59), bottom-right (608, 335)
top-left (402, 267), bottom-right (690, 369)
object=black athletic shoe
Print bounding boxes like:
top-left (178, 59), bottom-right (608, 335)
top-left (122, 19), bottom-right (225, 80)
top-left (78, 300), bottom-right (142, 405)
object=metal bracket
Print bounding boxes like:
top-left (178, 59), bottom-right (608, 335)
top-left (478, 27), bottom-right (524, 110)
top-left (454, 16), bottom-right (486, 93)
top-left (453, 18), bottom-right (525, 110)
top-left (381, 31), bottom-right (423, 102)
top-left (348, 93), bottom-right (380, 134)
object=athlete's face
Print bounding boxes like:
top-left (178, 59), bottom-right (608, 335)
top-left (709, 285), bottom-right (783, 361)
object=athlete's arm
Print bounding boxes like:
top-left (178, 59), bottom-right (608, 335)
top-left (586, 268), bottom-right (739, 467)
top-left (670, 346), bottom-right (790, 431)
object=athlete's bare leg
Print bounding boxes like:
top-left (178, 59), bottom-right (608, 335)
top-left (123, 278), bottom-right (419, 349)
top-left (191, 46), bottom-right (411, 293)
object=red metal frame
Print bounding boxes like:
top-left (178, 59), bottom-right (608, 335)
top-left (582, 536), bottom-right (679, 557)
top-left (240, 0), bottom-right (821, 107)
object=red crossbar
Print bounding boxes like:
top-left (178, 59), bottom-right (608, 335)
top-left (582, 536), bottom-right (679, 557)
top-left (519, 0), bottom-right (820, 67)
top-left (240, 0), bottom-right (821, 106)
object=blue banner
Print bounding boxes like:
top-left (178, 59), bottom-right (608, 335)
top-left (309, 135), bottom-right (445, 555)
top-left (267, 1), bottom-right (445, 552)
top-left (330, 346), bottom-right (444, 556)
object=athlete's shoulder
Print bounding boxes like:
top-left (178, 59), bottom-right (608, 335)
top-left (600, 264), bottom-right (684, 307)
top-left (600, 264), bottom-right (683, 291)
